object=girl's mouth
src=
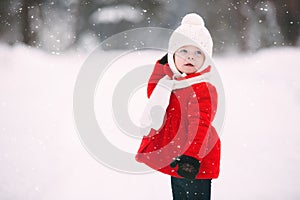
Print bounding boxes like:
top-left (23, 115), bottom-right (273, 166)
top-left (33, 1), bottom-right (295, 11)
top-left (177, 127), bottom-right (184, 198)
top-left (184, 63), bottom-right (194, 67)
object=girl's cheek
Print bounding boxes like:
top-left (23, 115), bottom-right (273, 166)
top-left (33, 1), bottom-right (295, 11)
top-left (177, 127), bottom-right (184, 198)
top-left (175, 56), bottom-right (184, 65)
top-left (180, 56), bottom-right (188, 63)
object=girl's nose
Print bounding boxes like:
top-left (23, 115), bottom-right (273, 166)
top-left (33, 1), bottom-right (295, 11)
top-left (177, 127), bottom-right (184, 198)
top-left (188, 55), bottom-right (194, 60)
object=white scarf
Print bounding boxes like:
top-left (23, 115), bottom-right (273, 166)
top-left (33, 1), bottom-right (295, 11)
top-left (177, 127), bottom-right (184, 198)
top-left (139, 65), bottom-right (213, 132)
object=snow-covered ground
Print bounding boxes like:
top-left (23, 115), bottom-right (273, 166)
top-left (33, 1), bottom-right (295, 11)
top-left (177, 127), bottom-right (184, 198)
top-left (1, 43), bottom-right (300, 199)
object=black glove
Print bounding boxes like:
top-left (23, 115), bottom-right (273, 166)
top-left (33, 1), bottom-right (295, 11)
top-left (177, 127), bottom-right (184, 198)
top-left (158, 53), bottom-right (168, 65)
top-left (170, 155), bottom-right (200, 180)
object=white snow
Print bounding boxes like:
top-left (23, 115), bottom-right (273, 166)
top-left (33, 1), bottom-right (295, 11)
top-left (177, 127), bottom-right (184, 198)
top-left (1, 43), bottom-right (300, 199)
top-left (90, 4), bottom-right (144, 24)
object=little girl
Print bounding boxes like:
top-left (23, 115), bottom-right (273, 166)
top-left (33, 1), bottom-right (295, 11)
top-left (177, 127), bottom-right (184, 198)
top-left (136, 13), bottom-right (221, 200)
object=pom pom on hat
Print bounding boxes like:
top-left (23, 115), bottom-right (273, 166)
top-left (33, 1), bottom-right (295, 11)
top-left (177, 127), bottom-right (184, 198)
top-left (181, 13), bottom-right (205, 26)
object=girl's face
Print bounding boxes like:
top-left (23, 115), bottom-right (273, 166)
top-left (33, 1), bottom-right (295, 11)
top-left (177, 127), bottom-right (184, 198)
top-left (174, 45), bottom-right (205, 74)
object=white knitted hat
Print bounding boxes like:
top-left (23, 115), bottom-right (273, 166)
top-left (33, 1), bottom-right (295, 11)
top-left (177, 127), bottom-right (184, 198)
top-left (168, 13), bottom-right (213, 76)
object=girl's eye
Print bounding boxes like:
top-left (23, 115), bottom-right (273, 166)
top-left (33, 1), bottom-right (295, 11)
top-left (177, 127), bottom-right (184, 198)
top-left (195, 50), bottom-right (202, 55)
top-left (180, 49), bottom-right (188, 53)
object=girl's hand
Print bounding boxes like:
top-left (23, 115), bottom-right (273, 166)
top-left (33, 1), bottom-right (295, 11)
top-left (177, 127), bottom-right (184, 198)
top-left (170, 155), bottom-right (200, 180)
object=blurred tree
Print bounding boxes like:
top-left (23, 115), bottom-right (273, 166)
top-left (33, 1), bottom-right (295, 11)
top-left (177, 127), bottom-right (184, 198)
top-left (0, 0), bottom-right (20, 44)
top-left (0, 0), bottom-right (43, 46)
top-left (20, 0), bottom-right (42, 46)
top-left (272, 0), bottom-right (300, 46)
top-left (236, 0), bottom-right (284, 51)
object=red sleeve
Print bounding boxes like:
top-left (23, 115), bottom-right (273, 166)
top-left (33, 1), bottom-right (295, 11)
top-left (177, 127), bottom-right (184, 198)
top-left (147, 61), bottom-right (166, 98)
top-left (183, 82), bottom-right (218, 161)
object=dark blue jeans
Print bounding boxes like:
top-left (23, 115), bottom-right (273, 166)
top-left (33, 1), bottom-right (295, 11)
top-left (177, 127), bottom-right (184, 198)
top-left (171, 177), bottom-right (212, 200)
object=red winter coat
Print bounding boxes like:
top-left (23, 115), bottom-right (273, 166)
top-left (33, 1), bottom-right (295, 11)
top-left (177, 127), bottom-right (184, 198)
top-left (135, 58), bottom-right (221, 179)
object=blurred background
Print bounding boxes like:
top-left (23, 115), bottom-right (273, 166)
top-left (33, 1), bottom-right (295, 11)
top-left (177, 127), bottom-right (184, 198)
top-left (1, 1), bottom-right (300, 199)
top-left (0, 0), bottom-right (299, 54)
